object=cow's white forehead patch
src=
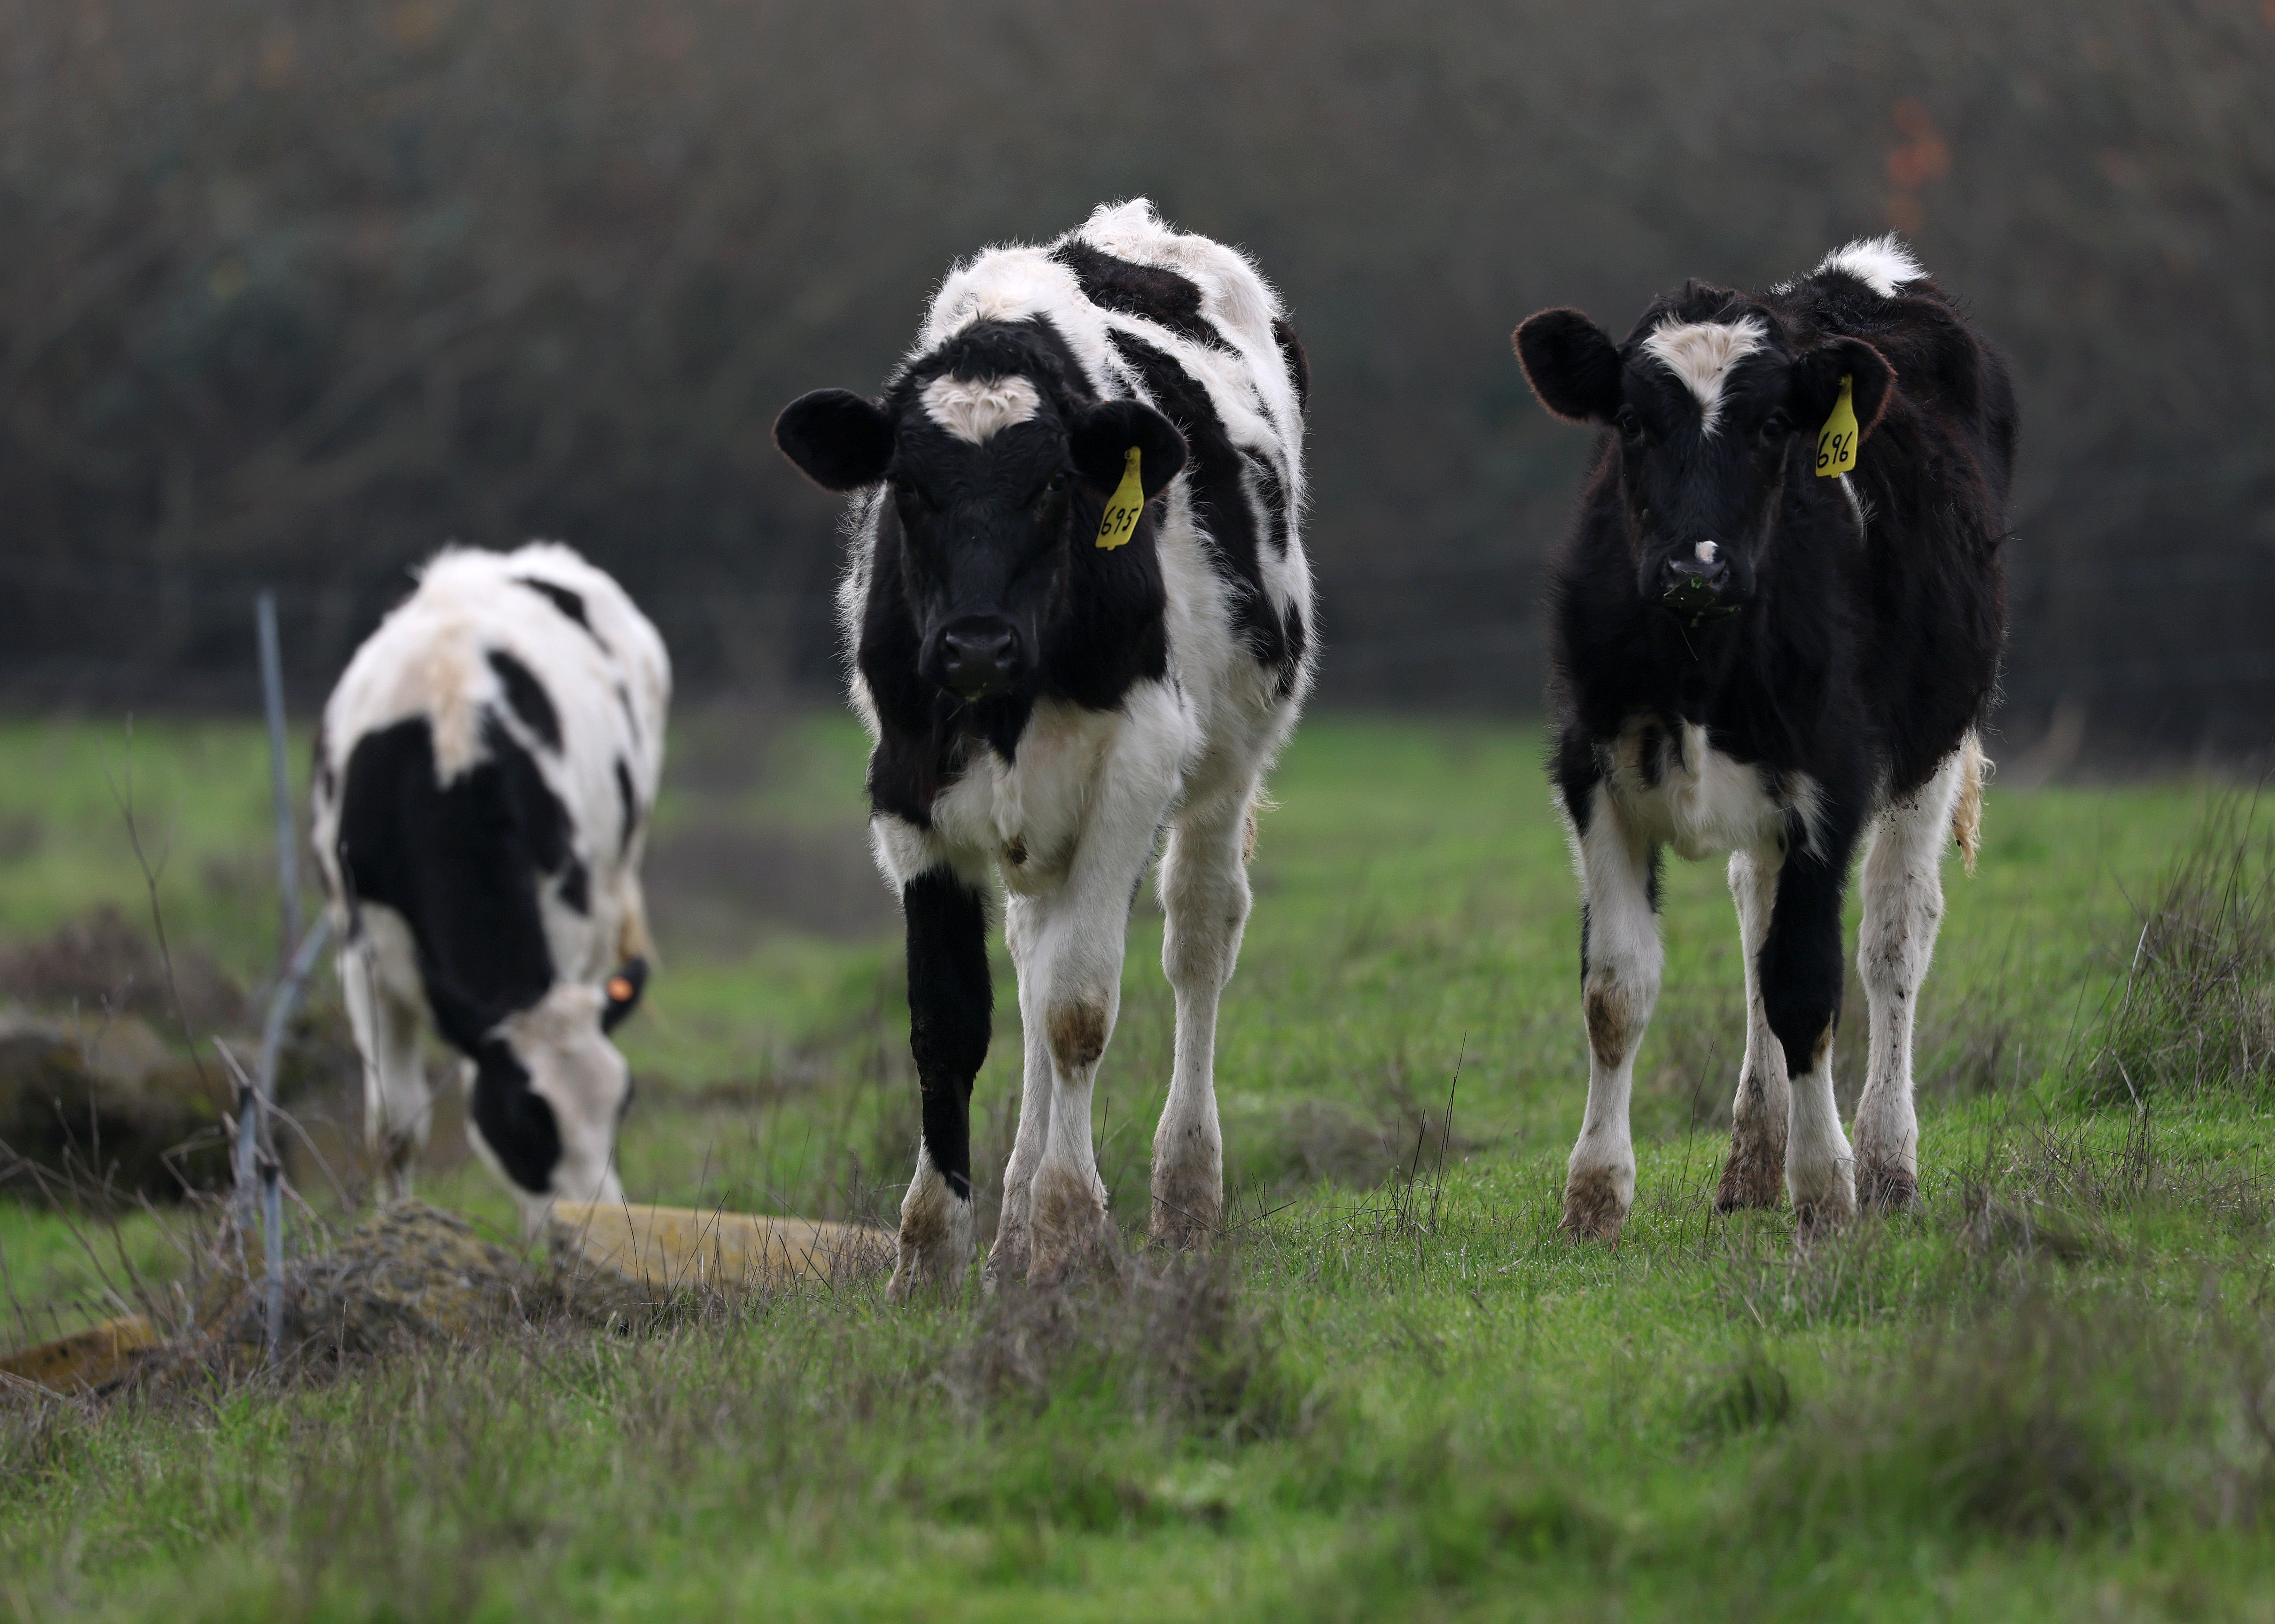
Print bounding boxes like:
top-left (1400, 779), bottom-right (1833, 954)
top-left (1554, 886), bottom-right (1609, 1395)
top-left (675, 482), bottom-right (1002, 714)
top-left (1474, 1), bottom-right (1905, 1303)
top-left (1640, 316), bottom-right (1768, 436)
top-left (919, 374), bottom-right (1042, 444)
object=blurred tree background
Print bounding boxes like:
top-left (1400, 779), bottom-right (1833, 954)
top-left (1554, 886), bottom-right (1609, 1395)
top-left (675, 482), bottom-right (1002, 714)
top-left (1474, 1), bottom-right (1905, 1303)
top-left (1, 0), bottom-right (2268, 752)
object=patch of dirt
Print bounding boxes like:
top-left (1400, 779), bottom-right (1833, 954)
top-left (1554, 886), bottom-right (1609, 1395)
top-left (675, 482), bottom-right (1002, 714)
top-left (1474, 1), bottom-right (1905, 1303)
top-left (644, 822), bottom-right (892, 952)
top-left (0, 905), bottom-right (243, 1030)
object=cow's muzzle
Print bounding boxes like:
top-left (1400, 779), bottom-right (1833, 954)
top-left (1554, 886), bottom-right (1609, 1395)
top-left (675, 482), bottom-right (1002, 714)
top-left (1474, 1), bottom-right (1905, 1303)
top-left (937, 616), bottom-right (1025, 698)
top-left (1659, 542), bottom-right (1741, 625)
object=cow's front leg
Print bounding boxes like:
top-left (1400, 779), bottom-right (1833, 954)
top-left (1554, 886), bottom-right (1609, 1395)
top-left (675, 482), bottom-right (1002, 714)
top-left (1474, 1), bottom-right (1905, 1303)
top-left (1761, 831), bottom-right (1861, 1230)
top-left (1024, 773), bottom-right (1175, 1289)
top-left (982, 897), bottom-right (1053, 1291)
top-left (888, 866), bottom-right (993, 1302)
top-left (337, 923), bottom-right (432, 1201)
top-left (1717, 846), bottom-right (1791, 1212)
top-left (1564, 787), bottom-right (1663, 1242)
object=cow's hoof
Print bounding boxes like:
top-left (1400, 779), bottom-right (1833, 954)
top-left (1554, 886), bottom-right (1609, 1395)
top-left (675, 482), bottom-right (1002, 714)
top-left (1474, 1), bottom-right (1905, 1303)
top-left (1147, 1186), bottom-right (1222, 1253)
top-left (1713, 1127), bottom-right (1787, 1214)
top-left (1559, 1169), bottom-right (1628, 1243)
top-left (1855, 1157), bottom-right (1918, 1214)
top-left (981, 1232), bottom-right (1029, 1295)
top-left (1028, 1166), bottom-right (1117, 1287)
top-left (1027, 1219), bottom-right (1119, 1290)
top-left (885, 1196), bottom-right (972, 1304)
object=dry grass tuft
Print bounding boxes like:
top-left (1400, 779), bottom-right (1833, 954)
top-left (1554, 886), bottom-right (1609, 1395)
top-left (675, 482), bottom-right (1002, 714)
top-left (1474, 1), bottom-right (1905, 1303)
top-left (953, 1251), bottom-right (1302, 1442)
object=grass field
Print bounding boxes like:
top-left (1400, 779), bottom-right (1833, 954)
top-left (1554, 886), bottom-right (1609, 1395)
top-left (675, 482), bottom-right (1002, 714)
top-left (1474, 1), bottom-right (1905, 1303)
top-left (3, 710), bottom-right (2272, 1620)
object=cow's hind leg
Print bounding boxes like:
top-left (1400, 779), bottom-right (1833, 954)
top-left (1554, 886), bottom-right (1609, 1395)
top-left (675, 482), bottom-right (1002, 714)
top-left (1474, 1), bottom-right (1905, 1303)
top-left (1150, 783), bottom-right (1254, 1251)
top-left (1852, 748), bottom-right (1970, 1212)
top-left (888, 867), bottom-right (992, 1302)
top-left (339, 935), bottom-right (432, 1200)
top-left (1564, 788), bottom-right (1663, 1242)
top-left (1716, 847), bottom-right (1790, 1212)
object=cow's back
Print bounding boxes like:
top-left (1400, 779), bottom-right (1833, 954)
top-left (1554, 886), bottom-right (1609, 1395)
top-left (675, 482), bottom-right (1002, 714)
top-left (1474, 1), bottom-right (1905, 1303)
top-left (1771, 272), bottom-right (2014, 799)
top-left (314, 545), bottom-right (665, 1044)
top-left (900, 202), bottom-right (1315, 720)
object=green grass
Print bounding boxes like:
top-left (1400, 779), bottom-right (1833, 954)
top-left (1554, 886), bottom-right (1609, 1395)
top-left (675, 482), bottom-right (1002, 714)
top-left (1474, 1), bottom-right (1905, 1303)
top-left (4, 711), bottom-right (2273, 1620)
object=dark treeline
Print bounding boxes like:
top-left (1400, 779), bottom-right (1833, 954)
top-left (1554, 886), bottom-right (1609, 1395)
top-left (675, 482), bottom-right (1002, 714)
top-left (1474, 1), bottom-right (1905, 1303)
top-left (1, 0), bottom-right (2269, 750)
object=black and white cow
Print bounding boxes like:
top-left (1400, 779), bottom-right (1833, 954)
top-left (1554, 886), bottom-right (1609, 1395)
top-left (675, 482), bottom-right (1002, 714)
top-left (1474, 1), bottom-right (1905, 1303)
top-left (311, 543), bottom-right (670, 1231)
top-left (774, 199), bottom-right (1313, 1296)
top-left (1512, 237), bottom-right (2013, 1236)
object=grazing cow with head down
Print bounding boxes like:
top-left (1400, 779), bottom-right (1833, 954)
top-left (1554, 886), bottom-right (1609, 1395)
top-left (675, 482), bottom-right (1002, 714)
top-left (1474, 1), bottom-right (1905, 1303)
top-left (311, 543), bottom-right (670, 1231)
top-left (1512, 237), bottom-right (2013, 1236)
top-left (774, 199), bottom-right (1313, 1296)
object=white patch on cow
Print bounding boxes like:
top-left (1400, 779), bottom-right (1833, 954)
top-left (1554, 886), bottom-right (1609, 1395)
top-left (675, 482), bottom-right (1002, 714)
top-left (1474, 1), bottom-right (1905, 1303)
top-left (309, 542), bottom-right (670, 1224)
top-left (1837, 472), bottom-right (1881, 539)
top-left (1812, 235), bottom-right (1926, 298)
top-left (1695, 540), bottom-right (1719, 565)
top-left (919, 373), bottom-right (1042, 445)
top-left (1640, 316), bottom-right (1768, 435)
top-left (1604, 719), bottom-right (1820, 862)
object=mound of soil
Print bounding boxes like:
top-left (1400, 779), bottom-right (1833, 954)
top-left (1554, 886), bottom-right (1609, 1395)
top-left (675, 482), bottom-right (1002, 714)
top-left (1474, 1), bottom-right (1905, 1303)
top-left (0, 905), bottom-right (244, 1030)
top-left (214, 1201), bottom-right (560, 1360)
top-left (0, 1015), bottom-right (233, 1202)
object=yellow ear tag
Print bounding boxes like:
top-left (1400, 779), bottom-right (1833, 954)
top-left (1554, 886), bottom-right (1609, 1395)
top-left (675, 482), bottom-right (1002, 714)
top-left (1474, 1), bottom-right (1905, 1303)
top-left (1814, 374), bottom-right (1860, 478)
top-left (1095, 447), bottom-right (1144, 549)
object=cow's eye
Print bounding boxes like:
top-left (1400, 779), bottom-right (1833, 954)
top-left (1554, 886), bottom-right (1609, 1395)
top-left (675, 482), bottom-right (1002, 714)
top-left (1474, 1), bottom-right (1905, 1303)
top-left (891, 475), bottom-right (930, 510)
top-left (1614, 406), bottom-right (1645, 443)
top-left (1035, 470), bottom-right (1071, 505)
top-left (1757, 411), bottom-right (1793, 447)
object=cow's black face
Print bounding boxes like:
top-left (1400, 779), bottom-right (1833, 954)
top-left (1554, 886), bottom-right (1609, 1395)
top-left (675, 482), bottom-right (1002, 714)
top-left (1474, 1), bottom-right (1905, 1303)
top-left (1515, 302), bottom-right (1892, 623)
top-left (775, 344), bottom-right (1184, 703)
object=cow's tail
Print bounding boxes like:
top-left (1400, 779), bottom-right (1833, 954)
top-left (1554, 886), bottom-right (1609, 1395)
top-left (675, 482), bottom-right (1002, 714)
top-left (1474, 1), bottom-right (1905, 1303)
top-left (1951, 731), bottom-right (1987, 875)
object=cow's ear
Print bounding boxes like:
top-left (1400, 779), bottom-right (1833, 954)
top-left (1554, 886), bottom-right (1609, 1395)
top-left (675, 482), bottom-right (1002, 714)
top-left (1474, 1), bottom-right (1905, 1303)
top-left (1070, 398), bottom-right (1187, 500)
top-left (1513, 308), bottom-right (1623, 425)
top-left (774, 389), bottom-right (894, 491)
top-left (1789, 337), bottom-right (1896, 445)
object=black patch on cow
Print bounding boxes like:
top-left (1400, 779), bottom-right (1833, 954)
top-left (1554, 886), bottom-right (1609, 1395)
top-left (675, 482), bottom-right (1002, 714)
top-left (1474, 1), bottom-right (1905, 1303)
top-left (512, 576), bottom-right (604, 647)
top-left (1109, 329), bottom-right (1298, 686)
top-left (333, 713), bottom-right (569, 1053)
top-left (903, 867), bottom-right (992, 1201)
top-left (1049, 239), bottom-right (1219, 350)
top-left (1272, 318), bottom-right (1311, 413)
top-left (1757, 837), bottom-right (1854, 1077)
top-left (517, 575), bottom-right (587, 627)
top-left (467, 1037), bottom-right (561, 1194)
top-left (487, 649), bottom-right (562, 753)
top-left (311, 715), bottom-right (335, 806)
top-left (557, 856), bottom-right (589, 915)
top-left (613, 756), bottom-right (639, 858)
top-left (1250, 456), bottom-right (1293, 560)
